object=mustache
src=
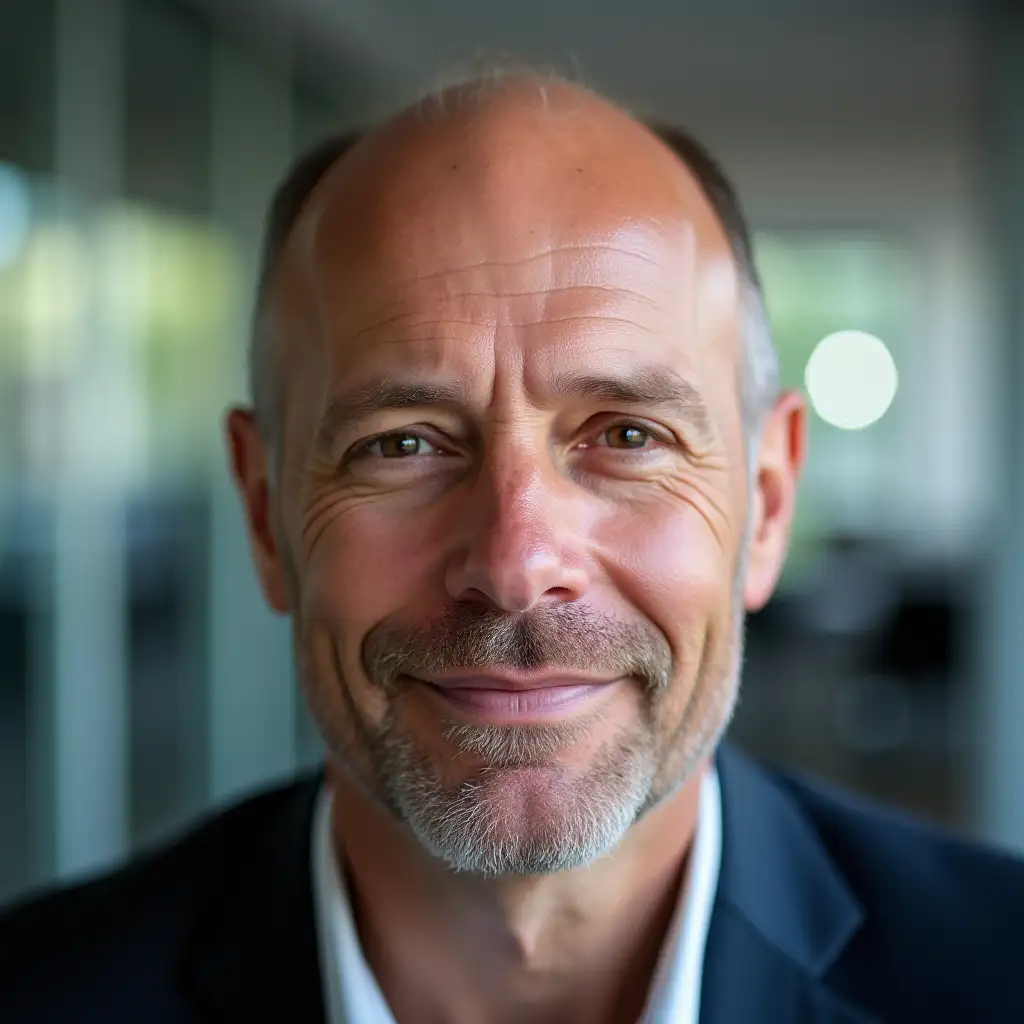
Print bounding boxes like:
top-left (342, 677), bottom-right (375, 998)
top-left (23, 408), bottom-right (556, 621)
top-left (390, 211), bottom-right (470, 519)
top-left (362, 603), bottom-right (673, 693)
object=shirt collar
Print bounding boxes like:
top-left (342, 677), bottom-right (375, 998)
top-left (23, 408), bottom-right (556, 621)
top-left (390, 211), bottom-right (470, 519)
top-left (311, 767), bottom-right (722, 1024)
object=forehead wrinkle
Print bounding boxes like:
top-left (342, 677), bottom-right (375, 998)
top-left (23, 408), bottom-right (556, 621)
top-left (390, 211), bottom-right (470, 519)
top-left (309, 232), bottom-right (679, 315)
top-left (326, 240), bottom-right (690, 350)
top-left (352, 284), bottom-right (668, 306)
top-left (344, 315), bottom-right (667, 348)
top-left (368, 243), bottom-right (665, 288)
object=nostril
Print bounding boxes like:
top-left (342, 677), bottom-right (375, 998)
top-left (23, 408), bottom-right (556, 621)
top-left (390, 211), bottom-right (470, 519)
top-left (461, 587), bottom-right (495, 607)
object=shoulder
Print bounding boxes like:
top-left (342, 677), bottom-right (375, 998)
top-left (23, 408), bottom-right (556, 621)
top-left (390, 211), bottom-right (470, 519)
top-left (775, 763), bottom-right (1024, 911)
top-left (769, 758), bottom-right (1024, 1015)
top-left (0, 774), bottom-right (319, 1021)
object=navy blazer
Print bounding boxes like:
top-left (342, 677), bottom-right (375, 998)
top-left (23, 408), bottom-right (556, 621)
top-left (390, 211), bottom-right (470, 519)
top-left (2, 744), bottom-right (1023, 1022)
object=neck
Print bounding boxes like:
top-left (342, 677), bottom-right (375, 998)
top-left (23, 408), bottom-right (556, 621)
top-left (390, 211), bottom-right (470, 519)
top-left (326, 760), bottom-right (707, 1024)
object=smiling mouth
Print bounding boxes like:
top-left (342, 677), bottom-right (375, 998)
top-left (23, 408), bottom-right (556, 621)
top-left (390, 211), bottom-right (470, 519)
top-left (411, 675), bottom-right (618, 725)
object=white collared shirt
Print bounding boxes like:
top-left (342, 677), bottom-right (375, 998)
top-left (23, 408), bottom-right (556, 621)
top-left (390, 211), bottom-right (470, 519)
top-left (312, 768), bottom-right (722, 1024)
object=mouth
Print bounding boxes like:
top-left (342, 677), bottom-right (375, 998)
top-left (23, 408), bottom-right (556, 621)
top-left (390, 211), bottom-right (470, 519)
top-left (409, 673), bottom-right (618, 725)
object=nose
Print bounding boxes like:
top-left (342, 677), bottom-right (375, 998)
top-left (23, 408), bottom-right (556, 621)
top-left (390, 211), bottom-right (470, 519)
top-left (444, 459), bottom-right (591, 613)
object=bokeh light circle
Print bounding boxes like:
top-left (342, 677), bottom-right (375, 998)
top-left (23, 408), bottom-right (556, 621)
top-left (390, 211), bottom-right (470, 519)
top-left (804, 330), bottom-right (898, 430)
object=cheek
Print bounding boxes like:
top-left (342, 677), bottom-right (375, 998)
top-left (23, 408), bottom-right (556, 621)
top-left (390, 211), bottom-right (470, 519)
top-left (300, 498), bottom-right (442, 636)
top-left (296, 500), bottom-right (444, 739)
top-left (598, 502), bottom-right (739, 762)
top-left (598, 501), bottom-right (735, 648)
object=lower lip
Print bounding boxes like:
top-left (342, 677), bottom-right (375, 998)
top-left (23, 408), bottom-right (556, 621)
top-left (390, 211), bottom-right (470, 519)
top-left (422, 682), bottom-right (610, 724)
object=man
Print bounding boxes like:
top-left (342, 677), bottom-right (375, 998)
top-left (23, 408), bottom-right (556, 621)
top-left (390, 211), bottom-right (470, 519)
top-left (1, 70), bottom-right (1023, 1024)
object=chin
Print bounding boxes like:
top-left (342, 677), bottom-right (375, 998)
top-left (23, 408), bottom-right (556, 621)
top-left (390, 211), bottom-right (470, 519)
top-left (378, 724), bottom-right (658, 875)
top-left (411, 770), bottom-right (644, 876)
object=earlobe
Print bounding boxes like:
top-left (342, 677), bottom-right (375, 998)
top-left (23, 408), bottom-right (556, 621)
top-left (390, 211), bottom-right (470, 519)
top-left (225, 408), bottom-right (293, 614)
top-left (741, 391), bottom-right (807, 612)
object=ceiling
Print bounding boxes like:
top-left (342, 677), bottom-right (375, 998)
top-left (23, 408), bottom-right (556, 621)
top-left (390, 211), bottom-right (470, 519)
top-left (180, 0), bottom-right (977, 113)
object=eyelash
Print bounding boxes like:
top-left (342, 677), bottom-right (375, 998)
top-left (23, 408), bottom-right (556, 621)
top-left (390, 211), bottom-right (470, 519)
top-left (348, 420), bottom-right (674, 464)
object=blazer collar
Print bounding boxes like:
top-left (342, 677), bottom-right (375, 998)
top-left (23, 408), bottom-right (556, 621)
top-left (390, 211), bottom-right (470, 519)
top-left (702, 744), bottom-right (879, 1023)
top-left (178, 748), bottom-right (880, 1023)
top-left (181, 775), bottom-right (326, 1023)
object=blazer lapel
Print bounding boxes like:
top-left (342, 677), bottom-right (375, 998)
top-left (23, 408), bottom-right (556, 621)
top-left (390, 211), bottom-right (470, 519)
top-left (175, 749), bottom-right (881, 1023)
top-left (180, 775), bottom-right (326, 1023)
top-left (700, 746), bottom-right (880, 1024)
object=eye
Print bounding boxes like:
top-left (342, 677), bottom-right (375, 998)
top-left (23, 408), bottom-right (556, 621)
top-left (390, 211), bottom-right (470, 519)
top-left (598, 423), bottom-right (660, 450)
top-left (363, 432), bottom-right (441, 459)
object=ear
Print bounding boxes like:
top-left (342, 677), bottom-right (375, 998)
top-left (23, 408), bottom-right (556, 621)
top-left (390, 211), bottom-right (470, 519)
top-left (225, 407), bottom-right (292, 614)
top-left (742, 390), bottom-right (807, 612)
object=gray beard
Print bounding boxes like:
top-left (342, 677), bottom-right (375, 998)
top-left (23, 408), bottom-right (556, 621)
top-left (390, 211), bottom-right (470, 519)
top-left (363, 595), bottom-right (746, 877)
top-left (375, 722), bottom-right (658, 876)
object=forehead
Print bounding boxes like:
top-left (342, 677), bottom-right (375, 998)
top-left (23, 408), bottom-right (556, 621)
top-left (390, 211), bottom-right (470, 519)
top-left (304, 99), bottom-right (729, 288)
top-left (275, 94), bottom-right (743, 405)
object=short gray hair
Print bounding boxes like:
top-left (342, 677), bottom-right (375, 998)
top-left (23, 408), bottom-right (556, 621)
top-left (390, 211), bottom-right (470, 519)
top-left (249, 71), bottom-right (779, 449)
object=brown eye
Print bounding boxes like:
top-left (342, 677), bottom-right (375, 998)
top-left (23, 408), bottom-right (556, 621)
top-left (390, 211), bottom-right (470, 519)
top-left (604, 424), bottom-right (653, 450)
top-left (368, 433), bottom-right (437, 458)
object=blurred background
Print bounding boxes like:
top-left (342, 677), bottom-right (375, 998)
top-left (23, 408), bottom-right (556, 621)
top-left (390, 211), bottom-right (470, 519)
top-left (1, 0), bottom-right (1023, 906)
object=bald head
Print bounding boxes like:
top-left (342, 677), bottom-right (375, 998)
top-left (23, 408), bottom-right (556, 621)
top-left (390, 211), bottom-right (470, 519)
top-left (252, 74), bottom-right (777, 450)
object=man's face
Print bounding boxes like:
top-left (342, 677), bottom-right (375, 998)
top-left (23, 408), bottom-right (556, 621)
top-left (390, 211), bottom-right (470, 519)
top-left (230, 92), bottom-right (802, 875)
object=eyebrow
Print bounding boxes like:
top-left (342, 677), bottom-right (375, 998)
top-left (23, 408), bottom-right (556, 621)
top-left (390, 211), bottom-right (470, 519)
top-left (314, 379), bottom-right (469, 454)
top-left (549, 366), bottom-right (713, 437)
top-left (313, 365), bottom-right (713, 455)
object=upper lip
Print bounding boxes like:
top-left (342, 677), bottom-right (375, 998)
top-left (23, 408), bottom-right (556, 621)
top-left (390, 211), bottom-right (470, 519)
top-left (411, 671), bottom-right (616, 691)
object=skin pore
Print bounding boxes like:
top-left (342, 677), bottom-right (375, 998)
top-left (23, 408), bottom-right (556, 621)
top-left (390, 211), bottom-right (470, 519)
top-left (228, 80), bottom-right (805, 1024)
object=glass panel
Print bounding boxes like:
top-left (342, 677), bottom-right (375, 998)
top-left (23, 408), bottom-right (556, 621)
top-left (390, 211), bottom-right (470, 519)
top-left (0, 165), bottom-right (245, 899)
top-left (88, 201), bottom-right (241, 847)
top-left (738, 231), bottom-right (967, 830)
top-left (755, 232), bottom-right (915, 586)
top-left (0, 168), bottom-right (80, 901)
